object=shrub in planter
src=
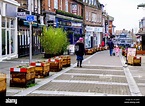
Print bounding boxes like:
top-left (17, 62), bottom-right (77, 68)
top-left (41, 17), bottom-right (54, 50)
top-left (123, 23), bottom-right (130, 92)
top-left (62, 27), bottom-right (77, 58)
top-left (39, 26), bottom-right (69, 58)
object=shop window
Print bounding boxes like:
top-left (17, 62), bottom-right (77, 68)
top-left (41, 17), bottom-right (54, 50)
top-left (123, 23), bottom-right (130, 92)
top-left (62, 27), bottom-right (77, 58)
top-left (2, 17), bottom-right (6, 27)
top-left (2, 29), bottom-right (6, 55)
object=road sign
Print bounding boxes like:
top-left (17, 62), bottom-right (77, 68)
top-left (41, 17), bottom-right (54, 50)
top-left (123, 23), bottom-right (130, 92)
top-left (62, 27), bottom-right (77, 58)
top-left (26, 15), bottom-right (34, 22)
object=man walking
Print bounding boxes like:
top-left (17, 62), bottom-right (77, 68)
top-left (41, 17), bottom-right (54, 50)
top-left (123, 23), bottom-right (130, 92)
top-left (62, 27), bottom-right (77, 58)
top-left (107, 38), bottom-right (114, 56)
top-left (75, 37), bottom-right (85, 67)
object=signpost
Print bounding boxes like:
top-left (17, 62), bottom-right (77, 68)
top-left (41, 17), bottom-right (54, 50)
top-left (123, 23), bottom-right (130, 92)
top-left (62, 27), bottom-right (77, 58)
top-left (27, 1), bottom-right (33, 64)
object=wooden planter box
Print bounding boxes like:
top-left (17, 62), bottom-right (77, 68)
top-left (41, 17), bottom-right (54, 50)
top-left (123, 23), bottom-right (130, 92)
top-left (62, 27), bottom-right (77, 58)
top-left (127, 56), bottom-right (134, 65)
top-left (48, 57), bottom-right (63, 72)
top-left (127, 56), bottom-right (141, 66)
top-left (0, 73), bottom-right (6, 97)
top-left (60, 55), bottom-right (71, 67)
top-left (30, 61), bottom-right (50, 78)
top-left (133, 56), bottom-right (141, 66)
top-left (10, 66), bottom-right (35, 87)
top-left (85, 49), bottom-right (93, 55)
top-left (122, 49), bottom-right (127, 57)
top-left (136, 50), bottom-right (145, 55)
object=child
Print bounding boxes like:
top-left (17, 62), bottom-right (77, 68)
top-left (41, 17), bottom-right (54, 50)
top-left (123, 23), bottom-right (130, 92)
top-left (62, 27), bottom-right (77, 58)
top-left (114, 45), bottom-right (120, 56)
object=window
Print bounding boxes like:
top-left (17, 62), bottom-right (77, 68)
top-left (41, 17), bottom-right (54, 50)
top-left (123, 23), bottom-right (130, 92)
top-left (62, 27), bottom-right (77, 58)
top-left (2, 17), bottom-right (6, 27)
top-left (0, 2), bottom-right (1, 15)
top-left (60, 0), bottom-right (62, 10)
top-left (54, 0), bottom-right (58, 9)
top-left (65, 0), bottom-right (68, 12)
top-left (89, 12), bottom-right (91, 21)
top-left (89, 0), bottom-right (91, 5)
top-left (86, 11), bottom-right (89, 21)
top-left (48, 0), bottom-right (50, 7)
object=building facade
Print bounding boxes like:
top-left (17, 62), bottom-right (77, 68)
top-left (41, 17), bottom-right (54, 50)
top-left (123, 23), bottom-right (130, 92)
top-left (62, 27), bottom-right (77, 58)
top-left (0, 0), bottom-right (20, 61)
top-left (136, 17), bottom-right (145, 50)
top-left (16, 0), bottom-right (44, 57)
top-left (83, 0), bottom-right (104, 49)
top-left (115, 29), bottom-right (133, 47)
top-left (42, 0), bottom-right (83, 44)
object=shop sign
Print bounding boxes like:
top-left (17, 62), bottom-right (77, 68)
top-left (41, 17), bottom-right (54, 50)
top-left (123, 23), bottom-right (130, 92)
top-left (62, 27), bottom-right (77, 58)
top-left (94, 27), bottom-right (103, 32)
top-left (48, 14), bottom-right (55, 21)
top-left (127, 47), bottom-right (137, 61)
top-left (71, 22), bottom-right (82, 27)
top-left (85, 26), bottom-right (94, 32)
top-left (17, 12), bottom-right (26, 18)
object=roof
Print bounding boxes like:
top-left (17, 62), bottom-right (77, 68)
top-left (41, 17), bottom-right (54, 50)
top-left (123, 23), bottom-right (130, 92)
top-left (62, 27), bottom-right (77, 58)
top-left (136, 31), bottom-right (145, 36)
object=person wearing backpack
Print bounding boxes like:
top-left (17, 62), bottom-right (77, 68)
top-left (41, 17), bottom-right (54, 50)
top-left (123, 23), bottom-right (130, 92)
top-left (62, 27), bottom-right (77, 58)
top-left (74, 37), bottom-right (85, 67)
top-left (107, 38), bottom-right (114, 56)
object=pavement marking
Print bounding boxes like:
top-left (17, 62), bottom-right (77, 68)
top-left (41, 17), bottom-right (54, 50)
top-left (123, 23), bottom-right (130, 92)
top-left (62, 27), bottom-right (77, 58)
top-left (137, 83), bottom-right (145, 86)
top-left (72, 67), bottom-right (123, 72)
top-left (2, 61), bottom-right (29, 64)
top-left (120, 55), bottom-right (142, 96)
top-left (52, 80), bottom-right (128, 86)
top-left (82, 64), bottom-right (122, 68)
top-left (63, 73), bottom-right (126, 78)
top-left (30, 90), bottom-right (130, 96)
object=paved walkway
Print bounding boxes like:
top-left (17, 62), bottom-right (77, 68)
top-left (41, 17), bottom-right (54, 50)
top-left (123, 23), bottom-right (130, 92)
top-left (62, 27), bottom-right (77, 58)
top-left (1, 50), bottom-right (144, 97)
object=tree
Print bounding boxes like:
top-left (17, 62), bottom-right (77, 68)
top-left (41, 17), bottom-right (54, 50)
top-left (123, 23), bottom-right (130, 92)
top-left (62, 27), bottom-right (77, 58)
top-left (39, 26), bottom-right (69, 58)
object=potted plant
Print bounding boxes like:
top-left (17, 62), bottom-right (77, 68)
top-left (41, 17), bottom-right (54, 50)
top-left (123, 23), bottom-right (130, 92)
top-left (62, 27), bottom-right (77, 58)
top-left (39, 26), bottom-right (69, 58)
top-left (10, 64), bottom-right (35, 87)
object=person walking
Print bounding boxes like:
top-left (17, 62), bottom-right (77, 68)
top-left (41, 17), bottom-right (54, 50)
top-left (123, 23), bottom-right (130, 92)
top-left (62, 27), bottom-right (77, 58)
top-left (114, 45), bottom-right (120, 57)
top-left (107, 38), bottom-right (114, 56)
top-left (74, 37), bottom-right (85, 67)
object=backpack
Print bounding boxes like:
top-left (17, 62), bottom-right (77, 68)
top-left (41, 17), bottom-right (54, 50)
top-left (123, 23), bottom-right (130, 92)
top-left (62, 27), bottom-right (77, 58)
top-left (75, 45), bottom-right (79, 52)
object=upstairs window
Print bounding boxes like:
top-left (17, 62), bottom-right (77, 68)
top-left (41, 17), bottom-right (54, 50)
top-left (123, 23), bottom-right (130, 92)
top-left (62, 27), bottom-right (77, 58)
top-left (65, 0), bottom-right (68, 12)
top-left (54, 0), bottom-right (58, 9)
top-left (48, 0), bottom-right (50, 8)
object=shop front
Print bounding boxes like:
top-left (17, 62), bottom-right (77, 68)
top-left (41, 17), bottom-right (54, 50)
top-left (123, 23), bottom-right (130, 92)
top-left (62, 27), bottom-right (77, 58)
top-left (17, 8), bottom-right (44, 57)
top-left (85, 26), bottom-right (103, 49)
top-left (55, 17), bottom-right (83, 44)
top-left (0, 1), bottom-right (19, 61)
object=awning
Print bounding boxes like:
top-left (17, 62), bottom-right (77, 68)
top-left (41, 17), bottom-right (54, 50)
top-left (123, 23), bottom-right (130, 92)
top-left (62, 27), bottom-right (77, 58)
top-left (136, 31), bottom-right (145, 36)
top-left (136, 35), bottom-right (141, 38)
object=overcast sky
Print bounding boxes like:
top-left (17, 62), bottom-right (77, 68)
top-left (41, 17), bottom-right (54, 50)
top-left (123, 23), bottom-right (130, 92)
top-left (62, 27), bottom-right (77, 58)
top-left (99, 0), bottom-right (145, 32)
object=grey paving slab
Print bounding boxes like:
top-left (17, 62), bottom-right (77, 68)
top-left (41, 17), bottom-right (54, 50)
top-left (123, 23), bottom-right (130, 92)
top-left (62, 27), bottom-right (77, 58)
top-left (67, 68), bottom-right (125, 75)
top-left (54, 74), bottom-right (128, 83)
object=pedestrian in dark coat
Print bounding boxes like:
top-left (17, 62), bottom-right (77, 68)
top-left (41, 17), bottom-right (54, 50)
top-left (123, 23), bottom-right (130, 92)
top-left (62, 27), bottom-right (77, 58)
top-left (107, 38), bottom-right (114, 56)
top-left (75, 37), bottom-right (85, 67)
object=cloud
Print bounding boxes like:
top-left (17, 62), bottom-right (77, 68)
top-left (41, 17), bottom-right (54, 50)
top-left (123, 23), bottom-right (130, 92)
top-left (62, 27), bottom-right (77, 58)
top-left (99, 0), bottom-right (145, 31)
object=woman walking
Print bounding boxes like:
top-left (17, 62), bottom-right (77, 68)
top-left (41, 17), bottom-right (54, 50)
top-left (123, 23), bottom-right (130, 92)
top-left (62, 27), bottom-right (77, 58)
top-left (74, 37), bottom-right (85, 67)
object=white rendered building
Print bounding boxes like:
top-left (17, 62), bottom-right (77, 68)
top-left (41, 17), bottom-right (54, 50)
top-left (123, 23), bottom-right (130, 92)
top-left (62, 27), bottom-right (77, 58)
top-left (0, 0), bottom-right (19, 61)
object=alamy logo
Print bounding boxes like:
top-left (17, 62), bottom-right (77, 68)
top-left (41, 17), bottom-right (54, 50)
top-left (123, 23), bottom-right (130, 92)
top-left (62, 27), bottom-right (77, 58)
top-left (5, 98), bottom-right (17, 104)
